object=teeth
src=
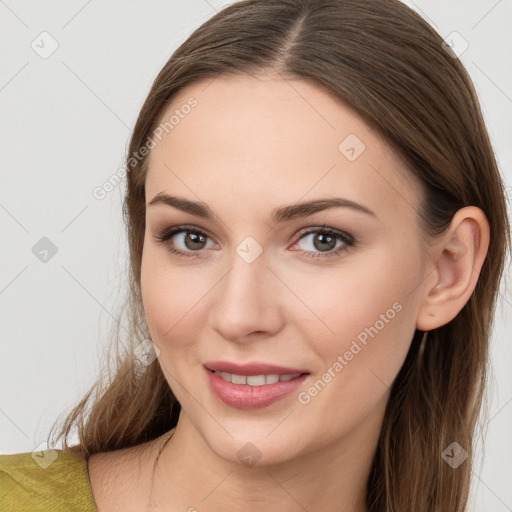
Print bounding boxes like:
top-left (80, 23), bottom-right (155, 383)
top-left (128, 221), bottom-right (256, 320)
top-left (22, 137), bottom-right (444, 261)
top-left (231, 373), bottom-right (247, 384)
top-left (264, 374), bottom-right (279, 384)
top-left (213, 371), bottom-right (301, 386)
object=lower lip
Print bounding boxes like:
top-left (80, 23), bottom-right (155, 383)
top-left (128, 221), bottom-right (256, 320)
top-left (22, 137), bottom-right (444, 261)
top-left (204, 366), bottom-right (310, 409)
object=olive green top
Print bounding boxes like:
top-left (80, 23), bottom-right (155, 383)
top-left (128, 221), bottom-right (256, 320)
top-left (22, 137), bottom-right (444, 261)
top-left (0, 449), bottom-right (99, 511)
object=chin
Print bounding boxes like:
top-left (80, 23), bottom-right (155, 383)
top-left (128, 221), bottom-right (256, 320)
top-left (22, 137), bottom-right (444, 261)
top-left (221, 437), bottom-right (300, 468)
top-left (196, 421), bottom-right (308, 469)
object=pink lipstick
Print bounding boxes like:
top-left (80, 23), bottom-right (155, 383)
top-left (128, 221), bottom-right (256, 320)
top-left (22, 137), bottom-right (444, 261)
top-left (204, 361), bottom-right (310, 409)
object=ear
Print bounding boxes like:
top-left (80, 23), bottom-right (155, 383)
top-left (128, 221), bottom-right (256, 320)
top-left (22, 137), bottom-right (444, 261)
top-left (416, 206), bottom-right (490, 331)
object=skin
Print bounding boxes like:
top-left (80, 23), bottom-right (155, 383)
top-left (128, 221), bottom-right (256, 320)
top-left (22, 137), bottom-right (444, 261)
top-left (87, 71), bottom-right (490, 512)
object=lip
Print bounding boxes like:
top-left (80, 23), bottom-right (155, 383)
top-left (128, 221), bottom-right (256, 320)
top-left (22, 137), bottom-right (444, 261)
top-left (204, 361), bottom-right (309, 376)
top-left (204, 366), bottom-right (311, 409)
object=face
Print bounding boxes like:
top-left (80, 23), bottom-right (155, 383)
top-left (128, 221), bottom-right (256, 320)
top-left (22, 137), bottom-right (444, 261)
top-left (141, 72), bottom-right (429, 466)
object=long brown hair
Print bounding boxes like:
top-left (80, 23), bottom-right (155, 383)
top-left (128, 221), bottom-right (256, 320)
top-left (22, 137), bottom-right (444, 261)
top-left (49, 1), bottom-right (511, 510)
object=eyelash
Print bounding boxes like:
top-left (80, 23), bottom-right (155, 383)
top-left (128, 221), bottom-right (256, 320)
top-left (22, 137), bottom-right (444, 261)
top-left (153, 224), bottom-right (355, 260)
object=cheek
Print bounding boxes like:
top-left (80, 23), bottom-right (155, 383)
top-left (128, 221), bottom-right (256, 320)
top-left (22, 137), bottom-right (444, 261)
top-left (141, 243), bottom-right (185, 348)
top-left (140, 242), bottom-right (214, 354)
top-left (140, 253), bottom-right (201, 400)
top-left (293, 247), bottom-right (421, 424)
top-left (287, 243), bottom-right (417, 341)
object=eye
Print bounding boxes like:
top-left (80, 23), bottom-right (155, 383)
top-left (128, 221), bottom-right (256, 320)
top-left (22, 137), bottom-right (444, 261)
top-left (153, 225), bottom-right (216, 259)
top-left (153, 224), bottom-right (355, 260)
top-left (292, 226), bottom-right (354, 259)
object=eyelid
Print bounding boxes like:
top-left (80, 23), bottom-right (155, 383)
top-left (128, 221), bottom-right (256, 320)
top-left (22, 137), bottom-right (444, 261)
top-left (154, 223), bottom-right (352, 242)
top-left (153, 223), bottom-right (355, 259)
top-left (154, 223), bottom-right (216, 242)
top-left (295, 225), bottom-right (354, 244)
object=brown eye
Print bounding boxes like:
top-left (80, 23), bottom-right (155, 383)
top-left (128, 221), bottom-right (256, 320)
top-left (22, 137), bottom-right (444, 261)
top-left (294, 227), bottom-right (354, 259)
top-left (154, 224), bottom-right (355, 260)
top-left (154, 225), bottom-right (216, 258)
top-left (181, 231), bottom-right (208, 250)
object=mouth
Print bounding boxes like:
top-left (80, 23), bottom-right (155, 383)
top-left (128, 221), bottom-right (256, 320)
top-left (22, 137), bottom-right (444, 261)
top-left (204, 360), bottom-right (309, 377)
top-left (203, 362), bottom-right (311, 409)
top-left (207, 369), bottom-right (306, 385)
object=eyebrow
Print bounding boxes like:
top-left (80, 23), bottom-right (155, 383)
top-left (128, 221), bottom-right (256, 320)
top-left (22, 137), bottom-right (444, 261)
top-left (147, 192), bottom-right (376, 223)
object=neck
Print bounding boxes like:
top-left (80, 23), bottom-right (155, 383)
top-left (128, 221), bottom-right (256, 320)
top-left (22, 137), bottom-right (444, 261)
top-left (149, 402), bottom-right (386, 512)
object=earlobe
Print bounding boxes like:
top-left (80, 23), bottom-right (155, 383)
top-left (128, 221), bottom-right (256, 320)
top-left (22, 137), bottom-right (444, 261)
top-left (416, 206), bottom-right (490, 331)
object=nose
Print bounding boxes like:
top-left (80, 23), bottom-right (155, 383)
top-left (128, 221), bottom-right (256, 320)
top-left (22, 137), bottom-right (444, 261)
top-left (208, 248), bottom-right (284, 343)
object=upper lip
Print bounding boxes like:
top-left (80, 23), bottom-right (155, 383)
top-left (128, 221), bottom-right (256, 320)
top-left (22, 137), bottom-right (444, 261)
top-left (204, 361), bottom-right (309, 376)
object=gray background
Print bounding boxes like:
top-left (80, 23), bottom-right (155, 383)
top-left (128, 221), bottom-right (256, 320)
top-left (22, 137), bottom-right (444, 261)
top-left (1, 1), bottom-right (511, 510)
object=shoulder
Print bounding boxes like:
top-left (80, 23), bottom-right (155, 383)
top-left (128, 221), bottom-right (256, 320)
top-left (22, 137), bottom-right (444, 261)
top-left (0, 448), bottom-right (98, 512)
top-left (86, 438), bottom-right (164, 512)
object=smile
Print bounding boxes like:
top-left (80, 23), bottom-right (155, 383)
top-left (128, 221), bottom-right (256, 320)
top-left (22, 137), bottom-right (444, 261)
top-left (212, 370), bottom-right (302, 386)
top-left (204, 366), bottom-right (311, 409)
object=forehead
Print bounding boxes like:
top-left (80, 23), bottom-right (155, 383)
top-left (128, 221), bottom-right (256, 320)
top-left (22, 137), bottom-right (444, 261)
top-left (145, 72), bottom-right (422, 224)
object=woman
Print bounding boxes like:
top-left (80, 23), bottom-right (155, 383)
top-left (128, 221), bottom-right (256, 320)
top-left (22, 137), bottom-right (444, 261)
top-left (1, 0), bottom-right (509, 511)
